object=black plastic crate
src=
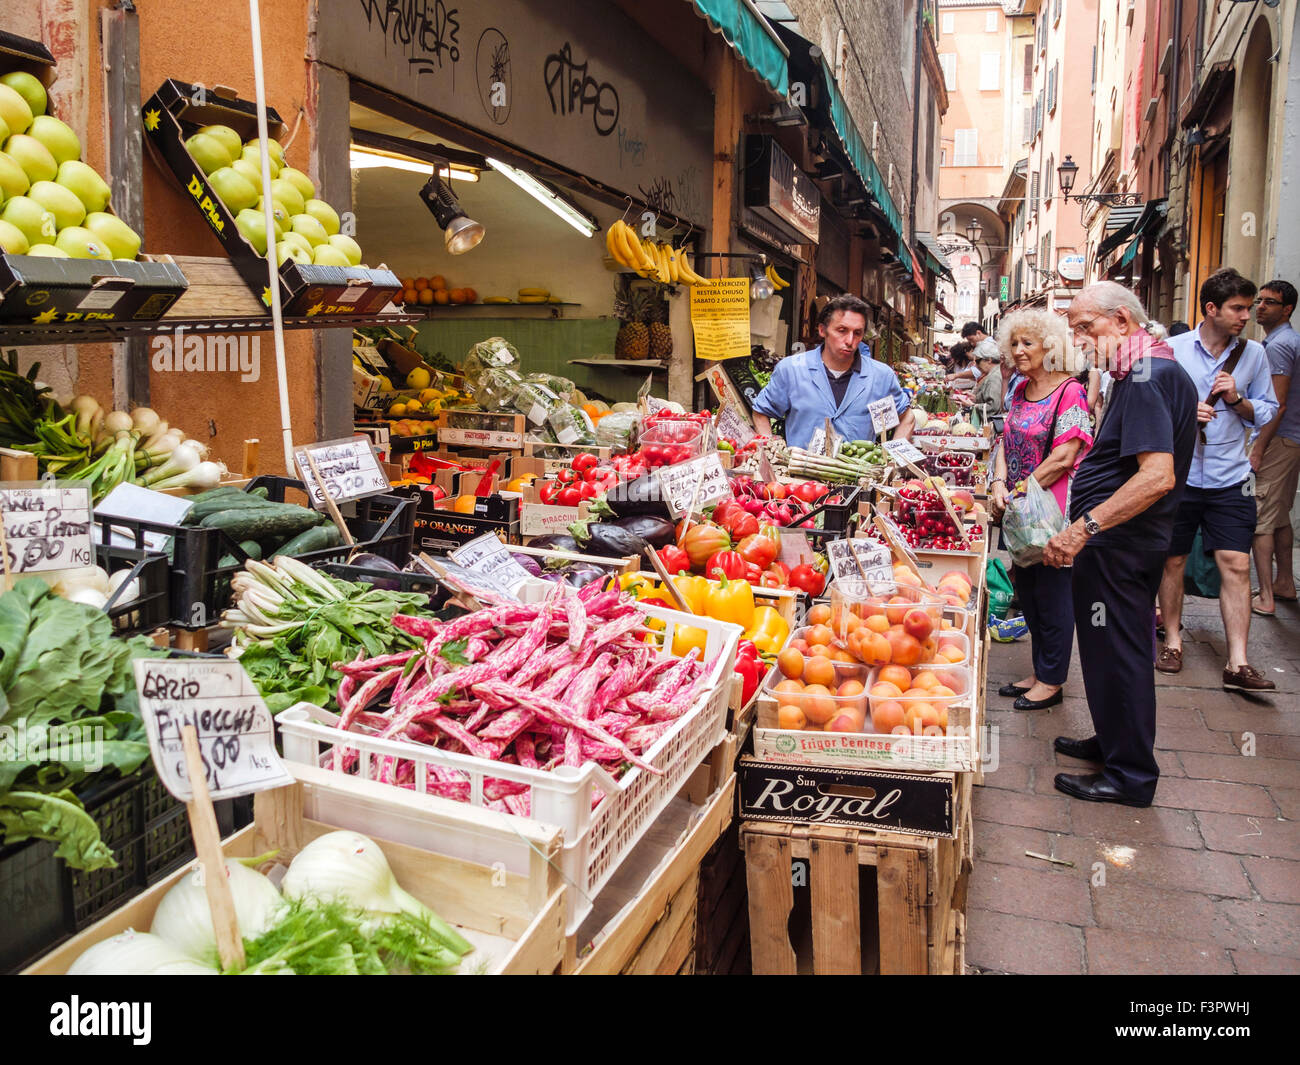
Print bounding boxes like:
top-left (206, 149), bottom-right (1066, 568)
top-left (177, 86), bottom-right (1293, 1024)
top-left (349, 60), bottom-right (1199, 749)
top-left (0, 769), bottom-right (246, 973)
top-left (97, 544), bottom-right (170, 636)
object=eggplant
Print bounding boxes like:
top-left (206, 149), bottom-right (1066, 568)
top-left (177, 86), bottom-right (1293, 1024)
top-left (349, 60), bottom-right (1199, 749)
top-left (353, 553), bottom-right (401, 572)
top-left (611, 515), bottom-right (676, 548)
top-left (510, 552), bottom-right (544, 577)
top-left (526, 533), bottom-right (582, 553)
top-left (591, 473), bottom-right (672, 520)
top-left (561, 562), bottom-right (609, 588)
top-left (574, 521), bottom-right (651, 560)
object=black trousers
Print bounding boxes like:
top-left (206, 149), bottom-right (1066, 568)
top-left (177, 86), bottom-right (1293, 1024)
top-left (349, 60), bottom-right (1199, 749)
top-left (1013, 562), bottom-right (1074, 686)
top-left (1071, 546), bottom-right (1166, 801)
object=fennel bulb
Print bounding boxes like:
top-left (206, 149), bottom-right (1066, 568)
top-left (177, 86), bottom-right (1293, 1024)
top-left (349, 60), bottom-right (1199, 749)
top-left (68, 930), bottom-right (218, 975)
top-left (151, 860), bottom-right (284, 963)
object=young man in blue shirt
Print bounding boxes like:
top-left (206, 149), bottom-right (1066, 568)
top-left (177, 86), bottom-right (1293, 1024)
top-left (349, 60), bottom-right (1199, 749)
top-left (750, 294), bottom-right (914, 449)
top-left (1157, 268), bottom-right (1279, 692)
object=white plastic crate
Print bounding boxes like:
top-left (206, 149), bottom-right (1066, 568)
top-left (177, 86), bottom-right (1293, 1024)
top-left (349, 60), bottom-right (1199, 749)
top-left (277, 602), bottom-right (742, 934)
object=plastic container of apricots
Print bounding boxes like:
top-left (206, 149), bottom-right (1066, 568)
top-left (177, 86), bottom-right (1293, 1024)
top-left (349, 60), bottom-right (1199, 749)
top-left (820, 581), bottom-right (968, 668)
top-left (767, 650), bottom-right (871, 734)
top-left (865, 663), bottom-right (972, 736)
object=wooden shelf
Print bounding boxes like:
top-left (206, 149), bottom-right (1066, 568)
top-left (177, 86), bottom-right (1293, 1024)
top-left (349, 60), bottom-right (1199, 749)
top-left (568, 357), bottom-right (667, 371)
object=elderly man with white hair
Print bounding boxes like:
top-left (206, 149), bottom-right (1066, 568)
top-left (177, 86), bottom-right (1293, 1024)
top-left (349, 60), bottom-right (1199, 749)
top-left (1041, 282), bottom-right (1197, 807)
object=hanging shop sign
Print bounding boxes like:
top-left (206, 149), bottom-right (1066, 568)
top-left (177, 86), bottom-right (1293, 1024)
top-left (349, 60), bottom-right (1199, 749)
top-left (690, 278), bottom-right (752, 362)
top-left (742, 135), bottom-right (820, 244)
top-left (1057, 253), bottom-right (1086, 284)
top-left (817, 209), bottom-right (850, 291)
top-left (739, 211), bottom-right (805, 259)
top-left (323, 0), bottom-right (713, 226)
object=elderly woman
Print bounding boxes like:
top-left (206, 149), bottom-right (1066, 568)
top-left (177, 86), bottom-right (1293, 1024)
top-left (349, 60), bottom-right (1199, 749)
top-left (971, 346), bottom-right (1004, 414)
top-left (989, 309), bottom-right (1095, 710)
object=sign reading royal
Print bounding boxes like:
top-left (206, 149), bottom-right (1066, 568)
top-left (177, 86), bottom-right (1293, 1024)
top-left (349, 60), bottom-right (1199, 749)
top-left (742, 135), bottom-right (820, 244)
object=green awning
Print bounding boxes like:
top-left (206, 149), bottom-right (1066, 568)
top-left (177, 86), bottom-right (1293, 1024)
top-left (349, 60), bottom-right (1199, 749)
top-left (1118, 238), bottom-right (1139, 268)
top-left (897, 236), bottom-right (914, 276)
top-left (914, 231), bottom-right (954, 281)
top-left (687, 0), bottom-right (789, 97)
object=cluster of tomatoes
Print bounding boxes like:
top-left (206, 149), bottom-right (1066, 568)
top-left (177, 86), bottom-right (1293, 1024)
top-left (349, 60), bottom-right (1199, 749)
top-left (536, 452), bottom-right (619, 506)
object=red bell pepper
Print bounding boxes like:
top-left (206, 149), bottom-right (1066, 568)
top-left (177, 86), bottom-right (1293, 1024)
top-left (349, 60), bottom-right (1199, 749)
top-left (733, 642), bottom-right (763, 704)
top-left (656, 545), bottom-right (691, 575)
top-left (743, 561), bottom-right (763, 583)
top-left (788, 563), bottom-right (826, 597)
top-left (705, 549), bottom-right (747, 581)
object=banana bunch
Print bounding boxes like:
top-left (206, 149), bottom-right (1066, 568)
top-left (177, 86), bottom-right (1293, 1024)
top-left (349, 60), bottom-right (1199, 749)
top-left (765, 264), bottom-right (790, 290)
top-left (605, 220), bottom-right (711, 286)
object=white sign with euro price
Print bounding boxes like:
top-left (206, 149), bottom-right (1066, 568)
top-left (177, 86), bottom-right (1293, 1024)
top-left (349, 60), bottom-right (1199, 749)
top-left (806, 425), bottom-right (842, 458)
top-left (826, 538), bottom-right (894, 586)
top-left (450, 532), bottom-right (535, 597)
top-left (778, 529), bottom-right (813, 568)
top-left (430, 558), bottom-right (522, 602)
top-left (0, 482), bottom-right (94, 575)
top-left (883, 439), bottom-right (926, 467)
top-left (868, 397), bottom-right (899, 437)
top-left (134, 659), bottom-right (294, 802)
top-left (293, 435), bottom-right (390, 509)
top-left (715, 405), bottom-right (755, 447)
top-left (656, 451), bottom-right (730, 518)
top-left (645, 395), bottom-right (673, 415)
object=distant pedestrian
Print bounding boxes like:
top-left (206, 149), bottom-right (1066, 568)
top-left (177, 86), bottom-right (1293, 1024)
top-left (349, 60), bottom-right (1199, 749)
top-left (1047, 282), bottom-right (1197, 807)
top-left (1169, 321), bottom-right (1192, 336)
top-left (1249, 279), bottom-right (1300, 616)
top-left (1159, 268), bottom-right (1279, 692)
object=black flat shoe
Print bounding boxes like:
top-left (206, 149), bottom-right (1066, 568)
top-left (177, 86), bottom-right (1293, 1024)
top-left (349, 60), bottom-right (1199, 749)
top-left (1054, 735), bottom-right (1102, 761)
top-left (1012, 689), bottom-right (1063, 710)
top-left (1054, 772), bottom-right (1151, 808)
top-left (998, 683), bottom-right (1031, 698)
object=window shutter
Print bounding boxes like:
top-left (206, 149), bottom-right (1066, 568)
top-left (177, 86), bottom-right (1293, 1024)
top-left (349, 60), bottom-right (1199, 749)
top-left (1023, 105), bottom-right (1032, 144)
top-left (1023, 44), bottom-right (1034, 92)
top-left (1031, 170), bottom-right (1040, 206)
top-left (941, 12), bottom-right (954, 34)
top-left (986, 10), bottom-right (997, 32)
top-left (1048, 65), bottom-right (1058, 112)
top-left (940, 53), bottom-right (957, 91)
top-left (980, 52), bottom-right (1000, 91)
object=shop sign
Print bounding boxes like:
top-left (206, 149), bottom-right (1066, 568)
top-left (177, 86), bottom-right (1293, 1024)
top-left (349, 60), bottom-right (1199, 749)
top-left (1057, 253), bottom-right (1086, 283)
top-left (912, 255), bottom-right (925, 293)
top-left (0, 483), bottom-right (93, 574)
top-left (742, 136), bottom-right (820, 244)
top-left (690, 278), bottom-right (752, 362)
top-left (740, 210), bottom-right (803, 258)
top-left (999, 275), bottom-right (1009, 301)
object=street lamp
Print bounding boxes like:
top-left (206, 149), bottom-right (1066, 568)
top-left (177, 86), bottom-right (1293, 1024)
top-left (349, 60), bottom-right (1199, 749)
top-left (1056, 155), bottom-right (1079, 198)
top-left (1056, 153), bottom-right (1141, 207)
top-left (1024, 247), bottom-right (1036, 269)
top-left (966, 219), bottom-right (982, 244)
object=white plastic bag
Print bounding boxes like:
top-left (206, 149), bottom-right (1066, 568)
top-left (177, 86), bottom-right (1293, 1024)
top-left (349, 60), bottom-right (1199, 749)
top-left (1002, 476), bottom-right (1067, 567)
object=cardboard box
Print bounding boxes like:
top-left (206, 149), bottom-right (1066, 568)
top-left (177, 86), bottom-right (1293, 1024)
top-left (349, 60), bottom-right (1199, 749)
top-left (410, 491), bottom-right (521, 551)
top-left (519, 482), bottom-right (591, 537)
top-left (738, 757), bottom-right (959, 838)
top-left (436, 411), bottom-right (526, 450)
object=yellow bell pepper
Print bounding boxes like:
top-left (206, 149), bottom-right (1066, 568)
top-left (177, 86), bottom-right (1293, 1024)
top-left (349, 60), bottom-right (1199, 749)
top-left (670, 574), bottom-right (710, 615)
top-left (704, 575), bottom-right (755, 630)
top-left (744, 605), bottom-right (790, 656)
top-left (620, 573), bottom-right (652, 595)
top-left (671, 622), bottom-right (709, 657)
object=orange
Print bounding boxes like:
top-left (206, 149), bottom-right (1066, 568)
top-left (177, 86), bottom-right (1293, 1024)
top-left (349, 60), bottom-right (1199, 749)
top-left (464, 287), bottom-right (478, 302)
top-left (806, 604), bottom-right (831, 627)
top-left (864, 614), bottom-right (890, 634)
top-left (887, 629), bottom-right (923, 666)
top-left (777, 704), bottom-right (808, 730)
top-left (429, 275), bottom-right (447, 290)
top-left (803, 655), bottom-right (835, 689)
top-left (400, 276), bottom-right (416, 290)
top-left (433, 289), bottom-right (451, 305)
top-left (777, 648), bottom-right (804, 680)
top-left (869, 680), bottom-right (903, 701)
top-left (872, 700), bottom-right (905, 732)
top-left (800, 684), bottom-right (836, 725)
top-left (402, 287), bottom-right (419, 304)
top-left (418, 288), bottom-right (435, 305)
top-left (414, 276), bottom-right (430, 289)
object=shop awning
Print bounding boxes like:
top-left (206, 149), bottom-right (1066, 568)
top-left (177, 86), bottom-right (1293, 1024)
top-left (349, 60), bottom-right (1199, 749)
top-left (1117, 238), bottom-right (1140, 269)
top-left (687, 0), bottom-right (790, 97)
top-left (1105, 203), bottom-right (1143, 233)
top-left (1096, 216), bottom-right (1138, 260)
top-left (1098, 197), bottom-right (1167, 260)
top-left (914, 231), bottom-right (954, 282)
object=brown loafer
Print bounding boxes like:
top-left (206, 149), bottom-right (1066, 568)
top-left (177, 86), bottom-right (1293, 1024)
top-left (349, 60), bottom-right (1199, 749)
top-left (1223, 664), bottom-right (1277, 693)
top-left (1155, 646), bottom-right (1183, 674)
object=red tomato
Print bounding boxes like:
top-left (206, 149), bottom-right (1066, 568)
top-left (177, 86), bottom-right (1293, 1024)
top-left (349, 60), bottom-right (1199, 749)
top-left (572, 453), bottom-right (600, 474)
top-left (558, 485), bottom-right (582, 506)
top-left (556, 468), bottom-right (579, 484)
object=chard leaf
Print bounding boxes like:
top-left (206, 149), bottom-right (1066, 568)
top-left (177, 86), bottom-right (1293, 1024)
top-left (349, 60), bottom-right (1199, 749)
top-left (0, 788), bottom-right (117, 870)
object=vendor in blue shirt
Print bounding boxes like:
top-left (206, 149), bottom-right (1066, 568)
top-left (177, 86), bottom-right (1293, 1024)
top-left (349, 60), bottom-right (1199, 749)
top-left (749, 294), bottom-right (914, 449)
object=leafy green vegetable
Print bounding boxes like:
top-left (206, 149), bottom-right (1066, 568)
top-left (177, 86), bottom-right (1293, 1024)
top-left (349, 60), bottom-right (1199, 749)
top-left (438, 637), bottom-right (471, 667)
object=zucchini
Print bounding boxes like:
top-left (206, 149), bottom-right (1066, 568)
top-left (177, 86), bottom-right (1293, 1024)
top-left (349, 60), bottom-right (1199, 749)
top-left (273, 523), bottom-right (344, 558)
top-left (216, 540), bottom-right (264, 570)
top-left (201, 505), bottom-right (323, 541)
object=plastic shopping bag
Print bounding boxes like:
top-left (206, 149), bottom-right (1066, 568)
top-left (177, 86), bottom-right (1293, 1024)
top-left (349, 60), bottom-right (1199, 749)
top-left (1002, 476), bottom-right (1067, 567)
top-left (1184, 528), bottom-right (1221, 598)
top-left (986, 557), bottom-right (1015, 620)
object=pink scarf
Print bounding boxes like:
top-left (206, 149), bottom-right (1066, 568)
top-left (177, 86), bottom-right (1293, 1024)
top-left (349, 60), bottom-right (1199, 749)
top-left (1110, 328), bottom-right (1175, 380)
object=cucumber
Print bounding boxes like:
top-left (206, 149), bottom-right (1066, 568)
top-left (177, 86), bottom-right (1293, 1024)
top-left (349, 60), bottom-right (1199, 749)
top-left (184, 493), bottom-right (282, 524)
top-left (201, 505), bottom-right (323, 541)
top-left (238, 539), bottom-right (263, 560)
top-left (248, 486), bottom-right (270, 499)
top-left (273, 523), bottom-right (344, 558)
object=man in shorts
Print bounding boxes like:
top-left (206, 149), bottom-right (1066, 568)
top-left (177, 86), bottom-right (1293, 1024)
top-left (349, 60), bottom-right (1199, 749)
top-left (1158, 268), bottom-right (1280, 692)
top-left (1249, 280), bottom-right (1300, 617)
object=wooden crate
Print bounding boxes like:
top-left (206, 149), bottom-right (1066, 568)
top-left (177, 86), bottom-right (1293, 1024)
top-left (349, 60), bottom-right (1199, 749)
top-left (619, 870), bottom-right (700, 975)
top-left (0, 447), bottom-right (37, 480)
top-left (695, 822), bottom-right (750, 975)
top-left (25, 769), bottom-right (567, 976)
top-left (739, 785), bottom-right (969, 975)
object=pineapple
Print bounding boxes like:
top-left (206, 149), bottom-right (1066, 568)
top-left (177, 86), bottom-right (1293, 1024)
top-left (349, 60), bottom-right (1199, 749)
top-left (614, 283), bottom-right (652, 359)
top-left (649, 322), bottom-right (673, 359)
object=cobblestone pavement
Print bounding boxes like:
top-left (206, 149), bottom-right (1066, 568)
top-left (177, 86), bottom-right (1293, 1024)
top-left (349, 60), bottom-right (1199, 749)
top-left (968, 583), bottom-right (1300, 975)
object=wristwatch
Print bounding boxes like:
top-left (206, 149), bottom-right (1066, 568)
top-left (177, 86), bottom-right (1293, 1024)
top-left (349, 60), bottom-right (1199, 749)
top-left (1082, 511), bottom-right (1101, 536)
top-left (1226, 394), bottom-right (1245, 406)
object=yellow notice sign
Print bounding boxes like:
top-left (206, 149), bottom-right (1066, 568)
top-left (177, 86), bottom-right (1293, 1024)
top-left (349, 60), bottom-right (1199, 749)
top-left (690, 277), bottom-right (751, 361)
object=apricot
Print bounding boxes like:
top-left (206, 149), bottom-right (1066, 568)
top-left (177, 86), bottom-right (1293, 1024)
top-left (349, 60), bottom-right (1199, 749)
top-left (871, 699), bottom-right (905, 732)
top-left (800, 684), bottom-right (836, 724)
top-left (777, 647), bottom-right (804, 680)
top-left (911, 670), bottom-right (941, 690)
top-left (803, 655), bottom-right (836, 689)
top-left (887, 629), bottom-right (923, 666)
top-left (869, 680), bottom-right (904, 701)
top-left (885, 595), bottom-right (913, 625)
top-left (859, 632), bottom-right (892, 666)
top-left (877, 664), bottom-right (913, 691)
top-left (825, 709), bottom-right (867, 733)
top-left (903, 701), bottom-right (941, 733)
top-left (777, 704), bottom-right (808, 730)
top-left (807, 624), bottom-right (834, 647)
top-left (864, 614), bottom-right (890, 633)
top-left (806, 604), bottom-right (831, 627)
top-left (774, 678), bottom-right (805, 700)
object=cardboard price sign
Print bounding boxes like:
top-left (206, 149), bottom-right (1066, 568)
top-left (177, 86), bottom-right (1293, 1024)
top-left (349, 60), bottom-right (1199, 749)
top-left (715, 404), bottom-right (755, 446)
top-left (0, 482), bottom-right (94, 575)
top-left (690, 278), bottom-right (752, 361)
top-left (883, 439), bottom-right (926, 467)
top-left (868, 397), bottom-right (900, 437)
top-left (449, 532), bottom-right (535, 598)
top-left (806, 424), bottom-right (842, 458)
top-left (134, 659), bottom-right (293, 801)
top-left (778, 529), bottom-right (814, 568)
top-left (293, 435), bottom-right (390, 509)
top-left (826, 538), bottom-right (894, 585)
top-left (656, 451), bottom-right (730, 518)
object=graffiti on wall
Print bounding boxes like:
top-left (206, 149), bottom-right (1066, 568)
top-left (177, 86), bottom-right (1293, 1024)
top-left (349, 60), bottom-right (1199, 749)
top-left (475, 28), bottom-right (511, 124)
top-left (358, 0), bottom-right (461, 75)
top-left (543, 41), bottom-right (620, 136)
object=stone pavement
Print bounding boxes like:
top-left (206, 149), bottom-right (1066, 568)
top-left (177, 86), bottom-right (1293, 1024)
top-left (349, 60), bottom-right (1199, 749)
top-left (967, 586), bottom-right (1300, 975)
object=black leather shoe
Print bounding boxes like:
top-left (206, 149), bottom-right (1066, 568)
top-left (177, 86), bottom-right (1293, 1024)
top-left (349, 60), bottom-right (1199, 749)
top-left (998, 682), bottom-right (1030, 697)
top-left (1054, 772), bottom-right (1151, 808)
top-left (1012, 689), bottom-right (1063, 710)
top-left (1054, 735), bottom-right (1102, 761)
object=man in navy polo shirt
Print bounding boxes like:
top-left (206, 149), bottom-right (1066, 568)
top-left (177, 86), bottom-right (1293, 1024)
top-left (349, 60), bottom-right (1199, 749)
top-left (1158, 268), bottom-right (1279, 692)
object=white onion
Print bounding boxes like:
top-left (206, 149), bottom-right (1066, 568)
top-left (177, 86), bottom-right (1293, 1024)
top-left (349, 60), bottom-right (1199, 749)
top-left (107, 568), bottom-right (139, 604)
top-left (64, 587), bottom-right (109, 609)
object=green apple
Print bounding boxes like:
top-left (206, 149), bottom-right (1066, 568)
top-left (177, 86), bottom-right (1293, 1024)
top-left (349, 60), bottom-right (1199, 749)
top-left (83, 212), bottom-right (141, 260)
top-left (277, 242), bottom-right (312, 266)
top-left (185, 132), bottom-right (233, 175)
top-left (54, 225), bottom-right (111, 259)
top-left (0, 218), bottom-right (30, 254)
top-left (28, 115), bottom-right (80, 165)
top-left (303, 198), bottom-right (340, 236)
top-left (208, 167), bottom-right (258, 213)
top-left (196, 124), bottom-right (242, 162)
top-left (268, 178), bottom-right (305, 217)
top-left (240, 144), bottom-right (279, 177)
top-left (289, 213), bottom-right (328, 247)
top-left (0, 73), bottom-right (46, 119)
top-left (278, 166), bottom-right (315, 202)
top-left (327, 233), bottom-right (363, 266)
top-left (4, 134), bottom-right (58, 184)
top-left (230, 158), bottom-right (263, 187)
top-left (245, 136), bottom-right (285, 168)
top-left (25, 243), bottom-right (68, 257)
top-left (254, 197), bottom-right (292, 230)
top-left (56, 160), bottom-right (111, 214)
top-left (279, 230), bottom-right (314, 256)
top-left (0, 84), bottom-right (33, 138)
top-left (0, 116), bottom-right (9, 152)
top-left (235, 207), bottom-right (284, 255)
top-left (0, 151), bottom-right (30, 200)
top-left (311, 243), bottom-right (350, 267)
top-left (28, 180), bottom-right (86, 230)
top-left (1, 195), bottom-right (57, 246)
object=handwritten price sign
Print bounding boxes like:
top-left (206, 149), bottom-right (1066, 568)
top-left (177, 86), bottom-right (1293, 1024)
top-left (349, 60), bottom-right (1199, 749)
top-left (293, 436), bottom-right (389, 509)
top-left (0, 482), bottom-right (94, 575)
top-left (883, 439), bottom-right (926, 467)
top-left (656, 451), bottom-right (730, 518)
top-left (868, 398), bottom-right (900, 437)
top-left (134, 659), bottom-right (293, 801)
top-left (449, 533), bottom-right (535, 599)
top-left (826, 538), bottom-right (893, 585)
top-left (716, 404), bottom-right (755, 447)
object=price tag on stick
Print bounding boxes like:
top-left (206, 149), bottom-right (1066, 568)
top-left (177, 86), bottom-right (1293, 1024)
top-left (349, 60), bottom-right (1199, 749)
top-left (655, 452), bottom-right (730, 518)
top-left (883, 439), bottom-right (927, 467)
top-left (826, 538), bottom-right (894, 586)
top-left (0, 482), bottom-right (94, 581)
top-left (869, 398), bottom-right (900, 439)
top-left (716, 404), bottom-right (755, 447)
top-left (450, 532), bottom-right (535, 597)
top-left (293, 435), bottom-right (389, 510)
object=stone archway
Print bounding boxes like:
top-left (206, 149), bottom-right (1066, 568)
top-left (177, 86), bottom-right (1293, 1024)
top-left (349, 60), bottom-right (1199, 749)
top-left (1224, 17), bottom-right (1274, 281)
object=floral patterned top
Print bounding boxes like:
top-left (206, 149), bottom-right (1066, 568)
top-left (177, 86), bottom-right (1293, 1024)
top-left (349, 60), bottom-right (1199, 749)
top-left (1003, 377), bottom-right (1094, 515)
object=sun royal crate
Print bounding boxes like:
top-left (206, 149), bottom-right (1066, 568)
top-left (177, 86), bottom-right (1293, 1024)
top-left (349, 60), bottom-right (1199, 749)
top-left (0, 767), bottom-right (243, 974)
top-left (23, 766), bottom-right (567, 976)
top-left (0, 34), bottom-right (189, 324)
top-left (141, 77), bottom-right (401, 316)
top-left (276, 603), bottom-right (742, 937)
top-left (435, 410), bottom-right (526, 451)
top-left (739, 772), bottom-right (970, 975)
